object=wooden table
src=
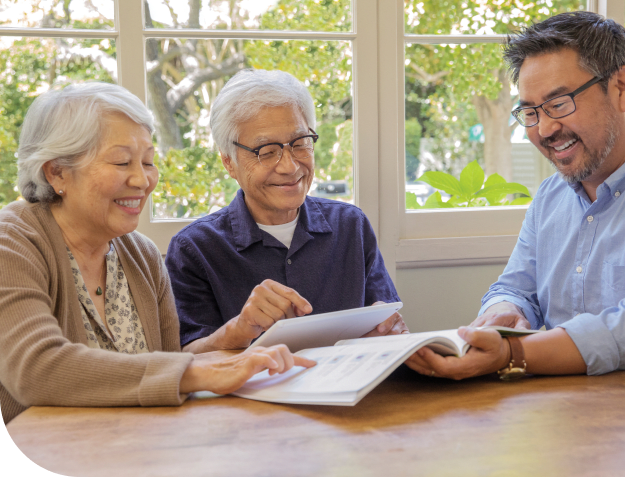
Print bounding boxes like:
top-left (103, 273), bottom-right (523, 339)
top-left (7, 367), bottom-right (625, 477)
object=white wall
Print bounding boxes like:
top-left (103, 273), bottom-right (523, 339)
top-left (394, 263), bottom-right (507, 333)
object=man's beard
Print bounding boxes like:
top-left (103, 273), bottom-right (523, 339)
top-left (541, 117), bottom-right (619, 184)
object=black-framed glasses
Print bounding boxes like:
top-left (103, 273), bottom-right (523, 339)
top-left (233, 128), bottom-right (319, 167)
top-left (511, 76), bottom-right (603, 127)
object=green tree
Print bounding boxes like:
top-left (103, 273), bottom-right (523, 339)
top-left (405, 118), bottom-right (422, 181)
top-left (0, 7), bottom-right (115, 209)
top-left (405, 0), bottom-right (585, 179)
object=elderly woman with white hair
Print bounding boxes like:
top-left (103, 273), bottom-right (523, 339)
top-left (166, 69), bottom-right (408, 354)
top-left (0, 82), bottom-right (314, 424)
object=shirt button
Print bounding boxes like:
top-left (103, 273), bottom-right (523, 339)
top-left (287, 259), bottom-right (292, 265)
top-left (587, 216), bottom-right (593, 223)
top-left (616, 191), bottom-right (621, 197)
top-left (576, 266), bottom-right (582, 273)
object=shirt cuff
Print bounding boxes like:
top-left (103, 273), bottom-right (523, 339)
top-left (558, 314), bottom-right (621, 375)
top-left (479, 296), bottom-right (539, 329)
top-left (138, 351), bottom-right (194, 406)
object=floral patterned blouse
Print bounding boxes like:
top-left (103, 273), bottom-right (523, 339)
top-left (67, 244), bottom-right (149, 354)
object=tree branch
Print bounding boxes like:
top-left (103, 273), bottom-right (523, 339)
top-left (167, 53), bottom-right (246, 112)
top-left (56, 42), bottom-right (118, 82)
top-left (407, 63), bottom-right (449, 84)
top-left (146, 46), bottom-right (205, 75)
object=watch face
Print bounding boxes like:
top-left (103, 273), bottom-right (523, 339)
top-left (499, 367), bottom-right (526, 381)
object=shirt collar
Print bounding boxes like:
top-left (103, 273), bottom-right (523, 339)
top-left (228, 189), bottom-right (333, 252)
top-left (602, 161), bottom-right (625, 196)
top-left (567, 161), bottom-right (625, 201)
top-left (229, 189), bottom-right (263, 251)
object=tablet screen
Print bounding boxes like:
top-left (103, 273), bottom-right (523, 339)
top-left (249, 302), bottom-right (403, 352)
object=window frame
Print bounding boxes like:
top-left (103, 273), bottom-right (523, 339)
top-left (376, 0), bottom-right (623, 276)
top-left (115, 0), bottom-right (380, 254)
top-left (1, 0), bottom-right (623, 276)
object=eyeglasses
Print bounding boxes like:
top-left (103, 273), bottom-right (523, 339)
top-left (511, 76), bottom-right (603, 127)
top-left (233, 129), bottom-right (319, 167)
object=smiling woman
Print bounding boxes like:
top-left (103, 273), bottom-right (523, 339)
top-left (0, 82), bottom-right (313, 425)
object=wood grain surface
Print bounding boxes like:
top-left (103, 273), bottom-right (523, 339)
top-left (7, 367), bottom-right (625, 477)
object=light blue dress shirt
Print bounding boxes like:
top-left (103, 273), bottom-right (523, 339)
top-left (479, 163), bottom-right (625, 375)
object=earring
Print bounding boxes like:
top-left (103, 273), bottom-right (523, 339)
top-left (58, 190), bottom-right (64, 195)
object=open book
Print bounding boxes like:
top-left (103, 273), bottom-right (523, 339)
top-left (233, 327), bottom-right (540, 406)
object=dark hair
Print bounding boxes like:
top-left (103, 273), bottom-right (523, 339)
top-left (503, 11), bottom-right (625, 91)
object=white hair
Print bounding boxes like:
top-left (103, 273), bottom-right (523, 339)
top-left (209, 69), bottom-right (316, 161)
top-left (17, 82), bottom-right (154, 203)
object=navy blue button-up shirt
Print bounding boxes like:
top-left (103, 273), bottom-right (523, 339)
top-left (166, 190), bottom-right (400, 347)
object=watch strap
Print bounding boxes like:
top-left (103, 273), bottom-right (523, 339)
top-left (498, 336), bottom-right (527, 381)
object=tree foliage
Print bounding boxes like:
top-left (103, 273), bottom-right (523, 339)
top-left (0, 0), bottom-right (587, 214)
top-left (405, 0), bottom-right (585, 183)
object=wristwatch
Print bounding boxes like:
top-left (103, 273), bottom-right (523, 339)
top-left (497, 336), bottom-right (527, 381)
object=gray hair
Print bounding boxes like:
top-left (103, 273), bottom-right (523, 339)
top-left (18, 82), bottom-right (154, 203)
top-left (503, 11), bottom-right (625, 91)
top-left (209, 69), bottom-right (316, 161)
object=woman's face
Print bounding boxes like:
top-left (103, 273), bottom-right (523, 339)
top-left (54, 112), bottom-right (158, 241)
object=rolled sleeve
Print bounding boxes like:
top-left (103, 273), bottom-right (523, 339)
top-left (478, 196), bottom-right (543, 329)
top-left (559, 305), bottom-right (625, 375)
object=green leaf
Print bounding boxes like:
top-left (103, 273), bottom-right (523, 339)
top-left (423, 191), bottom-right (454, 208)
top-left (474, 182), bottom-right (532, 198)
top-left (482, 193), bottom-right (506, 206)
top-left (406, 191), bottom-right (421, 209)
top-left (459, 160), bottom-right (485, 196)
top-left (417, 171), bottom-right (463, 196)
top-left (446, 196), bottom-right (466, 207)
top-left (484, 173), bottom-right (506, 188)
top-left (510, 196), bottom-right (533, 205)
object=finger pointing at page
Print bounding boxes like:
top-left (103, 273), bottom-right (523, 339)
top-left (233, 279), bottom-right (313, 343)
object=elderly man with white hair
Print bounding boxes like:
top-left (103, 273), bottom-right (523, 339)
top-left (166, 69), bottom-right (407, 353)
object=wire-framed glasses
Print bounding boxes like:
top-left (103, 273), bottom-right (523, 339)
top-left (511, 76), bottom-right (603, 127)
top-left (233, 128), bottom-right (319, 167)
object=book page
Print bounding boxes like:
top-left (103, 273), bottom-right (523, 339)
top-left (238, 330), bottom-right (468, 400)
top-left (479, 325), bottom-right (542, 336)
top-left (336, 329), bottom-right (468, 356)
top-left (239, 340), bottom-right (418, 396)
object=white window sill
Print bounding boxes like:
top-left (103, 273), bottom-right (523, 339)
top-left (395, 235), bottom-right (518, 269)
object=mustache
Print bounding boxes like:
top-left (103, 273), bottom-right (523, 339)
top-left (540, 132), bottom-right (580, 149)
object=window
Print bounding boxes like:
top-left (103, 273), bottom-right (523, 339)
top-left (377, 0), bottom-right (616, 270)
top-left (0, 0), bottom-right (116, 208)
top-left (0, 0), bottom-right (622, 270)
top-left (143, 1), bottom-right (355, 220)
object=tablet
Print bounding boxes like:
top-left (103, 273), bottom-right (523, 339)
top-left (249, 302), bottom-right (403, 353)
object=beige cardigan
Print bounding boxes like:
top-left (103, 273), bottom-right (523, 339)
top-left (0, 201), bottom-right (194, 424)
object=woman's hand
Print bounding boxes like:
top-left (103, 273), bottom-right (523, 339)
top-left (404, 327), bottom-right (510, 380)
top-left (179, 344), bottom-right (316, 395)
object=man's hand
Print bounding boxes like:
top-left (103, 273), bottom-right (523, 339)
top-left (470, 301), bottom-right (531, 330)
top-left (404, 327), bottom-right (510, 380)
top-left (231, 279), bottom-right (313, 344)
top-left (180, 345), bottom-right (316, 395)
top-left (361, 301), bottom-right (410, 337)
top-left (182, 280), bottom-right (312, 353)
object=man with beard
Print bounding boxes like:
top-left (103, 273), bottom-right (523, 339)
top-left (405, 11), bottom-right (625, 380)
